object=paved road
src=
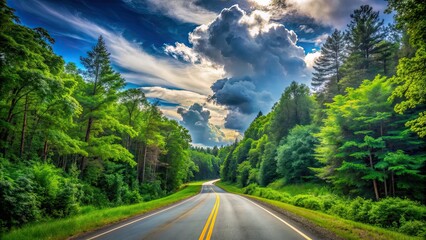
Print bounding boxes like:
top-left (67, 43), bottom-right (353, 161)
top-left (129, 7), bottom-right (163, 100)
top-left (79, 180), bottom-right (316, 240)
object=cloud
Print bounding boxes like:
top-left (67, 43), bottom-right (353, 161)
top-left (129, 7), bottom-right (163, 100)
top-left (299, 24), bottom-right (314, 33)
top-left (284, 0), bottom-right (388, 28)
top-left (177, 103), bottom-right (231, 146)
top-left (123, 0), bottom-right (217, 25)
top-left (167, 5), bottom-right (310, 130)
top-left (141, 86), bottom-right (241, 145)
top-left (304, 51), bottom-right (321, 71)
top-left (21, 1), bottom-right (224, 95)
top-left (299, 33), bottom-right (329, 46)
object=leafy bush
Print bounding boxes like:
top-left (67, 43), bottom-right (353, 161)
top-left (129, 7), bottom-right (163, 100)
top-left (292, 195), bottom-right (323, 210)
top-left (368, 197), bottom-right (426, 228)
top-left (399, 220), bottom-right (426, 237)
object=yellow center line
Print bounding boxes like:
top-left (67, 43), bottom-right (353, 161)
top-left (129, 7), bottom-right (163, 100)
top-left (198, 186), bottom-right (220, 240)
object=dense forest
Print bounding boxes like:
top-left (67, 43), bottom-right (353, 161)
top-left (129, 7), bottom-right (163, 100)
top-left (0, 0), bottom-right (220, 231)
top-left (219, 2), bottom-right (426, 237)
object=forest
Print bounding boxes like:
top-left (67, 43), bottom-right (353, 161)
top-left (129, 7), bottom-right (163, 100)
top-left (0, 0), bottom-right (220, 232)
top-left (219, 2), bottom-right (426, 237)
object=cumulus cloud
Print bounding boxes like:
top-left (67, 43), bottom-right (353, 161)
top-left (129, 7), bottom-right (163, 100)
top-left (123, 0), bottom-right (217, 25)
top-left (304, 51), bottom-right (321, 71)
top-left (178, 103), bottom-right (230, 146)
top-left (141, 86), bottom-right (240, 145)
top-left (166, 5), bottom-right (309, 130)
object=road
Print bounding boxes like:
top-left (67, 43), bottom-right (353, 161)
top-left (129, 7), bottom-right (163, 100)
top-left (78, 180), bottom-right (317, 240)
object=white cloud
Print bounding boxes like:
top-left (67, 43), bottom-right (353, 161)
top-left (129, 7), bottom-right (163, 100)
top-left (299, 25), bottom-right (314, 33)
top-left (285, 0), bottom-right (388, 29)
top-left (123, 0), bottom-right (217, 25)
top-left (140, 86), bottom-right (240, 143)
top-left (299, 33), bottom-right (329, 47)
top-left (304, 51), bottom-right (321, 70)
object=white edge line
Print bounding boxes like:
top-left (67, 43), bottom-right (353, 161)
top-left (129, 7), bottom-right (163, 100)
top-left (239, 196), bottom-right (312, 240)
top-left (86, 186), bottom-right (204, 240)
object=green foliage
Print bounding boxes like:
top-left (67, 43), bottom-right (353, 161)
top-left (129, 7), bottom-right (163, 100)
top-left (269, 82), bottom-right (313, 142)
top-left (189, 149), bottom-right (220, 181)
top-left (0, 3), bottom-right (210, 234)
top-left (276, 125), bottom-right (320, 183)
top-left (315, 76), bottom-right (426, 200)
top-left (0, 159), bottom-right (80, 229)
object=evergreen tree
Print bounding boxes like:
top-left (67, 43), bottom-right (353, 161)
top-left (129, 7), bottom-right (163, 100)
top-left (312, 29), bottom-right (346, 96)
top-left (78, 36), bottom-right (134, 171)
top-left (340, 5), bottom-right (386, 89)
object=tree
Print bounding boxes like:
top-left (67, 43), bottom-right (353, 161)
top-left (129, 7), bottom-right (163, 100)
top-left (340, 5), bottom-right (386, 89)
top-left (269, 82), bottom-right (313, 142)
top-left (312, 29), bottom-right (346, 96)
top-left (78, 36), bottom-right (134, 171)
top-left (259, 141), bottom-right (277, 186)
top-left (315, 76), bottom-right (426, 200)
top-left (276, 125), bottom-right (320, 183)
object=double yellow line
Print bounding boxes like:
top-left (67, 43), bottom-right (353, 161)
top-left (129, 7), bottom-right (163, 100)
top-left (198, 187), bottom-right (220, 240)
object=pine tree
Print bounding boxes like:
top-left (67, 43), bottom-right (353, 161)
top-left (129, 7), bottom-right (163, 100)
top-left (78, 36), bottom-right (132, 171)
top-left (311, 29), bottom-right (346, 95)
top-left (340, 5), bottom-right (386, 89)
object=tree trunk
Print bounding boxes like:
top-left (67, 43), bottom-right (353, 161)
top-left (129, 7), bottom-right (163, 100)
top-left (391, 171), bottom-right (395, 197)
top-left (369, 152), bottom-right (380, 200)
top-left (19, 95), bottom-right (29, 158)
top-left (142, 144), bottom-right (148, 183)
top-left (43, 139), bottom-right (48, 162)
top-left (383, 173), bottom-right (388, 197)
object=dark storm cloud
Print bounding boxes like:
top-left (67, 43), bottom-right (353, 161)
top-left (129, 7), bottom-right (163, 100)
top-left (177, 103), bottom-right (227, 146)
top-left (168, 5), bottom-right (309, 130)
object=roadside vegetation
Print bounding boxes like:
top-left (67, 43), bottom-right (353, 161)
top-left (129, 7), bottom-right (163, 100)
top-left (2, 182), bottom-right (202, 240)
top-left (218, 2), bottom-right (426, 238)
top-left (217, 181), bottom-right (424, 240)
top-left (0, 0), bottom-right (217, 235)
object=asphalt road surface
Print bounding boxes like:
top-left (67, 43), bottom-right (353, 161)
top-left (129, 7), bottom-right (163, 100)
top-left (78, 180), bottom-right (317, 240)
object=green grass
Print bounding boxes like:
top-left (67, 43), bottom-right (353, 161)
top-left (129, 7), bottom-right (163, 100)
top-left (2, 182), bottom-right (203, 240)
top-left (216, 181), bottom-right (420, 240)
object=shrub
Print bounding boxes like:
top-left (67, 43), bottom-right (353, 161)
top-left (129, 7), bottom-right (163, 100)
top-left (368, 198), bottom-right (426, 228)
top-left (292, 195), bottom-right (323, 210)
top-left (399, 220), bottom-right (426, 237)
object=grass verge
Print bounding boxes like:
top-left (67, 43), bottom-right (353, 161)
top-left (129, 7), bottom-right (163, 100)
top-left (2, 182), bottom-right (203, 240)
top-left (215, 181), bottom-right (420, 240)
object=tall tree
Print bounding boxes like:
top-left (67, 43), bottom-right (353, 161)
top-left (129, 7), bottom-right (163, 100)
top-left (340, 5), bottom-right (386, 89)
top-left (312, 29), bottom-right (346, 96)
top-left (78, 36), bottom-right (134, 171)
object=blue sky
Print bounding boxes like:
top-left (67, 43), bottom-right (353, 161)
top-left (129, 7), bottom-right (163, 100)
top-left (8, 0), bottom-right (393, 146)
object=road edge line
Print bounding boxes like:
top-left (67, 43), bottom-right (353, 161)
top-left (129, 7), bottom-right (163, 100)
top-left (87, 192), bottom-right (201, 240)
top-left (242, 196), bottom-right (312, 240)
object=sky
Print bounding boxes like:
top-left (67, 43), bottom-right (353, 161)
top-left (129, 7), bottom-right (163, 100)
top-left (8, 0), bottom-right (393, 147)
